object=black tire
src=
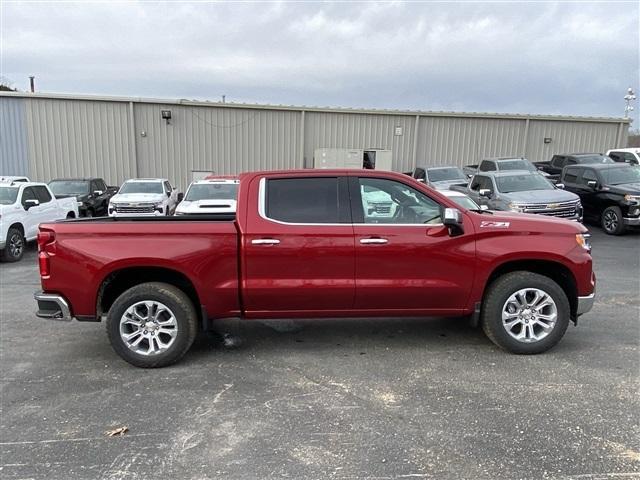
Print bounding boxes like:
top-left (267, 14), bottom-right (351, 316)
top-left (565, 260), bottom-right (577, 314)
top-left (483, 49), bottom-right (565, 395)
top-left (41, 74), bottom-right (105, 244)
top-left (106, 282), bottom-right (198, 368)
top-left (481, 271), bottom-right (570, 354)
top-left (601, 206), bottom-right (625, 235)
top-left (1, 227), bottom-right (25, 262)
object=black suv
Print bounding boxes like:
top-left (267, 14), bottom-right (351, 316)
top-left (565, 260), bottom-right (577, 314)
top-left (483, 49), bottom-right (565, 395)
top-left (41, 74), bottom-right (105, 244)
top-left (561, 163), bottom-right (640, 235)
top-left (48, 178), bottom-right (118, 217)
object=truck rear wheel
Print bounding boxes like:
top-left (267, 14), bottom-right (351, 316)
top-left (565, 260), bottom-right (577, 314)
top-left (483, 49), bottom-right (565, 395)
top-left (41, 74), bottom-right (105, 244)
top-left (481, 272), bottom-right (570, 354)
top-left (106, 282), bottom-right (198, 368)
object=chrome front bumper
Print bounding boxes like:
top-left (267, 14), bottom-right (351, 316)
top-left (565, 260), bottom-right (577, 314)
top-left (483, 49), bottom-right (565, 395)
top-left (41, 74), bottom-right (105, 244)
top-left (34, 291), bottom-right (73, 321)
top-left (576, 290), bottom-right (595, 316)
top-left (623, 216), bottom-right (640, 226)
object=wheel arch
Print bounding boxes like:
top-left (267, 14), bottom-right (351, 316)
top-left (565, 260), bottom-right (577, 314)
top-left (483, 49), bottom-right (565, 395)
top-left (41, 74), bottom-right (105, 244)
top-left (7, 222), bottom-right (25, 236)
top-left (484, 259), bottom-right (578, 322)
top-left (97, 266), bottom-right (203, 326)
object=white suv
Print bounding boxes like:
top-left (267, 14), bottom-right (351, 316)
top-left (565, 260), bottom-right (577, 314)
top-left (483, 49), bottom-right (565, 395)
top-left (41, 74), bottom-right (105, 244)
top-left (108, 179), bottom-right (180, 217)
top-left (0, 182), bottom-right (79, 262)
top-left (607, 148), bottom-right (640, 165)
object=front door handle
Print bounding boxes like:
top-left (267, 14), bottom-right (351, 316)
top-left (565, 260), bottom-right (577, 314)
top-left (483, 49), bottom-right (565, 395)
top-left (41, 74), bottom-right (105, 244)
top-left (251, 238), bottom-right (280, 245)
top-left (360, 238), bottom-right (388, 244)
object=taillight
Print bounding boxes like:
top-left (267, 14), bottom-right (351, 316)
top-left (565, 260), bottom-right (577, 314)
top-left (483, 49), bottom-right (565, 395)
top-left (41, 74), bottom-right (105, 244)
top-left (37, 230), bottom-right (55, 251)
top-left (37, 229), bottom-right (55, 278)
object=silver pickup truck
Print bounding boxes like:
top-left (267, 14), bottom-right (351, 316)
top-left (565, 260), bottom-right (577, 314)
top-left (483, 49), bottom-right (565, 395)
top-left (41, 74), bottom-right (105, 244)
top-left (451, 170), bottom-right (583, 221)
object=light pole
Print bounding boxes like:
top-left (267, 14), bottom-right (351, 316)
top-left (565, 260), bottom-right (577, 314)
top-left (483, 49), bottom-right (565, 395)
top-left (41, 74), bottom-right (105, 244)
top-left (624, 87), bottom-right (636, 119)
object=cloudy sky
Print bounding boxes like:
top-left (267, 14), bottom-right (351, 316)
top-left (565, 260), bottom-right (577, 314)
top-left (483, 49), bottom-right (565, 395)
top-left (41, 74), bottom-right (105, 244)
top-left (1, 1), bottom-right (638, 123)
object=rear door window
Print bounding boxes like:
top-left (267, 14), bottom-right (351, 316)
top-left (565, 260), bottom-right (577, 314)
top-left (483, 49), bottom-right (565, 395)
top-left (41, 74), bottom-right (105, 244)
top-left (563, 168), bottom-right (580, 184)
top-left (479, 161), bottom-right (496, 172)
top-left (578, 169), bottom-right (597, 185)
top-left (551, 156), bottom-right (565, 168)
top-left (265, 177), bottom-right (345, 224)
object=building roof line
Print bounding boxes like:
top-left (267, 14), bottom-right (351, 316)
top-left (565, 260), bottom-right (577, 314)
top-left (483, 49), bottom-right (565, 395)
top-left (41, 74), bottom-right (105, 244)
top-left (0, 91), bottom-right (630, 123)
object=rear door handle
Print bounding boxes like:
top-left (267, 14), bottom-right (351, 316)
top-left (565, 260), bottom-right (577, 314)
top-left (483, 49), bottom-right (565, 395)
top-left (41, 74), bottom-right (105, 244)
top-left (360, 238), bottom-right (388, 244)
top-left (251, 238), bottom-right (280, 245)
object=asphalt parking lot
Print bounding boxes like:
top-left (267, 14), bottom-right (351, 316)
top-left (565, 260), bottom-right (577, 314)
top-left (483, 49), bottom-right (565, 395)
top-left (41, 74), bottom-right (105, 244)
top-left (0, 228), bottom-right (638, 480)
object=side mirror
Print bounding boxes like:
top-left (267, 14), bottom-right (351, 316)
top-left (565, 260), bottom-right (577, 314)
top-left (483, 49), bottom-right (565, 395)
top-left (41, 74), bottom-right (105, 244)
top-left (417, 178), bottom-right (425, 183)
top-left (24, 199), bottom-right (40, 210)
top-left (556, 183), bottom-right (565, 190)
top-left (94, 190), bottom-right (103, 196)
top-left (587, 180), bottom-right (597, 189)
top-left (166, 191), bottom-right (171, 197)
top-left (177, 192), bottom-right (184, 202)
top-left (479, 188), bottom-right (492, 198)
top-left (443, 208), bottom-right (464, 236)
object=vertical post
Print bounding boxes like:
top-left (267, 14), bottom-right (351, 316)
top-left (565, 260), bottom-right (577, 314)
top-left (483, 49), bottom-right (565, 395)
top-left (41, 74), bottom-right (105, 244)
top-left (29, 76), bottom-right (35, 93)
top-left (299, 110), bottom-right (306, 168)
top-left (522, 117), bottom-right (530, 158)
top-left (411, 114), bottom-right (420, 169)
top-left (128, 101), bottom-right (139, 178)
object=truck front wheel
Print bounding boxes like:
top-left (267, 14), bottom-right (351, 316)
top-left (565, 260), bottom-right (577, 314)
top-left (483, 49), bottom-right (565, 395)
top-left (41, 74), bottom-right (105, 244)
top-left (481, 272), bottom-right (570, 354)
top-left (106, 282), bottom-right (198, 367)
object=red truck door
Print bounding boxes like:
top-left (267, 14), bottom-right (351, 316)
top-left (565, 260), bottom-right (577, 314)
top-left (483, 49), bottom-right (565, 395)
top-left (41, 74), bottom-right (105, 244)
top-left (242, 175), bottom-right (355, 316)
top-left (351, 176), bottom-right (475, 314)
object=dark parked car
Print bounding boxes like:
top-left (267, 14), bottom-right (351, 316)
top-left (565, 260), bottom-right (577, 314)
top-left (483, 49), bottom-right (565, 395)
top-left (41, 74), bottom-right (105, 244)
top-left (409, 166), bottom-right (468, 190)
top-left (535, 154), bottom-right (614, 181)
top-left (48, 178), bottom-right (118, 217)
top-left (561, 163), bottom-right (640, 235)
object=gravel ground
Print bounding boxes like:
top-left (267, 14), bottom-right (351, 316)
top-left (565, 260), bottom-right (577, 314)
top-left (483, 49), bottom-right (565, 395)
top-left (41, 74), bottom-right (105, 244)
top-left (0, 227), bottom-right (638, 480)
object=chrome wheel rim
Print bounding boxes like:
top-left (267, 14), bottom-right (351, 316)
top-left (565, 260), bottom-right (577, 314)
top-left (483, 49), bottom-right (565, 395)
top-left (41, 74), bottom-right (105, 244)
top-left (119, 301), bottom-right (178, 356)
top-left (502, 288), bottom-right (557, 343)
top-left (603, 210), bottom-right (618, 232)
top-left (8, 233), bottom-right (23, 258)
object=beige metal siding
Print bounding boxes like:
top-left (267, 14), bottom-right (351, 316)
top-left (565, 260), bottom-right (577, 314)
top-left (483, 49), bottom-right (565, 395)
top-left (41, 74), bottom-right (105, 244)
top-left (416, 117), bottom-right (526, 168)
top-left (304, 112), bottom-right (416, 172)
top-left (525, 120), bottom-right (622, 161)
top-left (0, 97), bottom-right (29, 176)
top-left (134, 104), bottom-right (301, 189)
top-left (24, 98), bottom-right (135, 184)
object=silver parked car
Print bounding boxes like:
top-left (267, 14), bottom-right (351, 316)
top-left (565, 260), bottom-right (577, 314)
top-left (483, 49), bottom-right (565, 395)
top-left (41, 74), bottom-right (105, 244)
top-left (452, 170), bottom-right (583, 221)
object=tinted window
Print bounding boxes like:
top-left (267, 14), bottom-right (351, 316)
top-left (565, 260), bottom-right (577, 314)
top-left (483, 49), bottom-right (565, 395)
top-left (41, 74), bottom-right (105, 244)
top-left (266, 177), bottom-right (340, 223)
top-left (579, 169), bottom-right (597, 185)
top-left (21, 187), bottom-right (37, 207)
top-left (119, 181), bottom-right (164, 194)
top-left (608, 152), bottom-right (624, 162)
top-left (33, 186), bottom-right (52, 203)
top-left (577, 155), bottom-right (614, 164)
top-left (49, 180), bottom-right (89, 196)
top-left (427, 167), bottom-right (466, 182)
top-left (551, 156), bottom-right (565, 168)
top-left (414, 168), bottom-right (426, 181)
top-left (164, 181), bottom-right (172, 193)
top-left (359, 178), bottom-right (441, 224)
top-left (599, 166), bottom-right (640, 185)
top-left (97, 179), bottom-right (107, 191)
top-left (497, 159), bottom-right (536, 172)
top-left (623, 153), bottom-right (638, 164)
top-left (470, 175), bottom-right (490, 191)
top-left (496, 174), bottom-right (554, 193)
top-left (563, 169), bottom-right (579, 184)
top-left (479, 161), bottom-right (496, 172)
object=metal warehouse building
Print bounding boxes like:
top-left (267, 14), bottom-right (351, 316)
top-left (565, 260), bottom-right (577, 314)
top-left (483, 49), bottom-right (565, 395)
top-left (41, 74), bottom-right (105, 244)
top-left (0, 92), bottom-right (630, 189)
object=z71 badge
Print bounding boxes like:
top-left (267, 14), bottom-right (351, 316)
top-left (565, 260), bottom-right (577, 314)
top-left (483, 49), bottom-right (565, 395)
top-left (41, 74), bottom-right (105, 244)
top-left (480, 221), bottom-right (510, 228)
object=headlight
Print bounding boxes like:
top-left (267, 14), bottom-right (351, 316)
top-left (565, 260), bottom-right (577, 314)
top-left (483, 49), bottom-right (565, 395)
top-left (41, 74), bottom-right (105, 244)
top-left (508, 202), bottom-right (525, 212)
top-left (624, 194), bottom-right (640, 203)
top-left (575, 233), bottom-right (592, 253)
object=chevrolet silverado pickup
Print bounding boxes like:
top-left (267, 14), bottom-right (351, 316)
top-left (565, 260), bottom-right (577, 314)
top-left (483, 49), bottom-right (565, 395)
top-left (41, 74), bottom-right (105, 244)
top-left (34, 170), bottom-right (596, 367)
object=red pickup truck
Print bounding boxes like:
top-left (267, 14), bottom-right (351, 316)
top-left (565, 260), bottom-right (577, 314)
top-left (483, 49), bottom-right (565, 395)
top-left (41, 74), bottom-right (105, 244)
top-left (35, 169), bottom-right (596, 367)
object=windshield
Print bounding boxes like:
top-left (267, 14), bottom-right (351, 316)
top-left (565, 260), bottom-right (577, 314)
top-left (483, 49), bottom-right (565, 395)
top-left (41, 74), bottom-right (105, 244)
top-left (185, 183), bottom-right (238, 201)
top-left (579, 155), bottom-right (614, 164)
top-left (0, 186), bottom-right (19, 205)
top-left (497, 160), bottom-right (536, 172)
top-left (496, 174), bottom-right (554, 193)
top-left (428, 167), bottom-right (466, 182)
top-left (449, 195), bottom-right (480, 210)
top-left (599, 166), bottom-right (640, 185)
top-left (48, 180), bottom-right (89, 196)
top-left (119, 181), bottom-right (164, 194)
